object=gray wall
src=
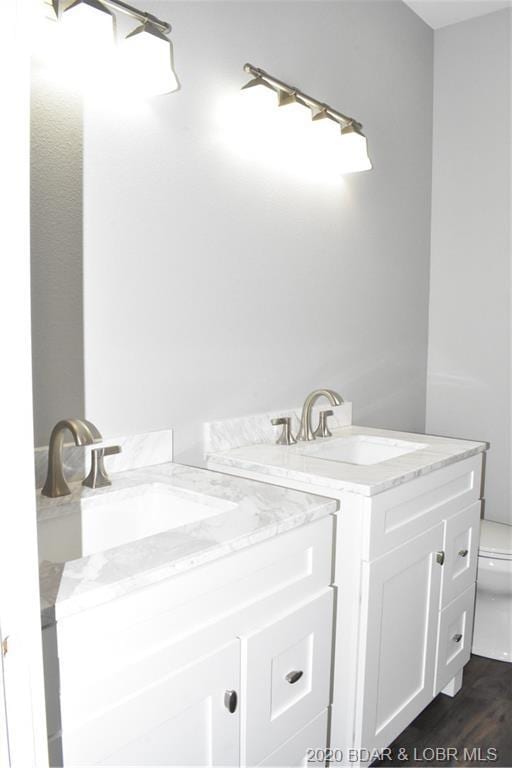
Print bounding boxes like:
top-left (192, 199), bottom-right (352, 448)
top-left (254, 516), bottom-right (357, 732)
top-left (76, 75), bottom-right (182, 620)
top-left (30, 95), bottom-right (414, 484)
top-left (31, 63), bottom-right (85, 446)
top-left (426, 9), bottom-right (511, 525)
top-left (31, 1), bottom-right (434, 465)
top-left (82, 0), bottom-right (434, 464)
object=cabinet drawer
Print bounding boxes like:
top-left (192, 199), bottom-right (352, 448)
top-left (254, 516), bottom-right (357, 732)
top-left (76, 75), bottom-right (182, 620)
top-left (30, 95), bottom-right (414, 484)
top-left (434, 585), bottom-right (475, 696)
top-left (257, 709), bottom-right (328, 767)
top-left (241, 589), bottom-right (333, 767)
top-left (440, 502), bottom-right (481, 608)
top-left (366, 455), bottom-right (481, 560)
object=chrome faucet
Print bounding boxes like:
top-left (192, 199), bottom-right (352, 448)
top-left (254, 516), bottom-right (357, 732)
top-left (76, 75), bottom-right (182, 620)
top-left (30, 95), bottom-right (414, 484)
top-left (42, 418), bottom-right (102, 498)
top-left (297, 389), bottom-right (343, 442)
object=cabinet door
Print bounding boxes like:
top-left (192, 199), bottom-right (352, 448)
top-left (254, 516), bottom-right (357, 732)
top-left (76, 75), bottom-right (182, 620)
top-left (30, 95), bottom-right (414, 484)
top-left (356, 524), bottom-right (443, 752)
top-left (62, 641), bottom-right (240, 766)
top-left (241, 590), bottom-right (333, 766)
top-left (257, 709), bottom-right (329, 767)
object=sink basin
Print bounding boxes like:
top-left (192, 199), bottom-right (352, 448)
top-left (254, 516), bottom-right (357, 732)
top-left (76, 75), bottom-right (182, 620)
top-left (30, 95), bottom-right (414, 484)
top-left (299, 435), bottom-right (427, 466)
top-left (38, 483), bottom-right (236, 563)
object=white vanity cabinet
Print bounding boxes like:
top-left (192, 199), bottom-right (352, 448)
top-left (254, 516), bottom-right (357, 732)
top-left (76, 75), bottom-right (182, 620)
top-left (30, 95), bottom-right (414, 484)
top-left (340, 456), bottom-right (481, 762)
top-left (43, 516), bottom-right (334, 767)
top-left (208, 451), bottom-right (484, 765)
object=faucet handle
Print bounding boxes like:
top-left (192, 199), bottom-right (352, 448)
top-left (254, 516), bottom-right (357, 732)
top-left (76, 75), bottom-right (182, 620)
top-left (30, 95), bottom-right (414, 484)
top-left (271, 417), bottom-right (297, 446)
top-left (102, 445), bottom-right (122, 458)
top-left (83, 445), bottom-right (121, 489)
top-left (314, 409), bottom-right (334, 439)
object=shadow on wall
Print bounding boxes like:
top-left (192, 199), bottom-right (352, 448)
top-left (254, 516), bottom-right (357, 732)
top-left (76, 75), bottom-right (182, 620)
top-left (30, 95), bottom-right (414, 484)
top-left (30, 59), bottom-right (85, 447)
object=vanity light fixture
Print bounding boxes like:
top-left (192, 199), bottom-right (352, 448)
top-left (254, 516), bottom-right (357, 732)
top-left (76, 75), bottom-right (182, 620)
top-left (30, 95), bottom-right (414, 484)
top-left (53, 0), bottom-right (178, 95)
top-left (242, 63), bottom-right (372, 174)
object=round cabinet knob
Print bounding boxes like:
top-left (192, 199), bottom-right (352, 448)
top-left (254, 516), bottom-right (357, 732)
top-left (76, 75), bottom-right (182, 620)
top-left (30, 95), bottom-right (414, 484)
top-left (285, 670), bottom-right (304, 685)
top-left (452, 633), bottom-right (463, 643)
top-left (224, 690), bottom-right (237, 713)
top-left (458, 549), bottom-right (469, 558)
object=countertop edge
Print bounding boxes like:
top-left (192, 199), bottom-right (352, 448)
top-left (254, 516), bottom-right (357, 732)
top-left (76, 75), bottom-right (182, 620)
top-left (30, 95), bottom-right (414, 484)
top-left (207, 441), bottom-right (487, 497)
top-left (41, 492), bottom-right (336, 626)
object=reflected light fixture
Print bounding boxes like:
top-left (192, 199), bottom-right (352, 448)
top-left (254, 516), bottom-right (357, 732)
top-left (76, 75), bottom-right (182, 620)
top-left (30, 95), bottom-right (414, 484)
top-left (242, 63), bottom-right (372, 174)
top-left (53, 0), bottom-right (178, 96)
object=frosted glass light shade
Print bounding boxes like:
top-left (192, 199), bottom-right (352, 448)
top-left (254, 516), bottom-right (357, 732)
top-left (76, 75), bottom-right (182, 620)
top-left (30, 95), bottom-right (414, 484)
top-left (241, 80), bottom-right (279, 113)
top-left (278, 98), bottom-right (310, 121)
top-left (306, 116), bottom-right (344, 170)
top-left (121, 22), bottom-right (178, 97)
top-left (59, 0), bottom-right (115, 88)
top-left (339, 124), bottom-right (372, 174)
top-left (310, 115), bottom-right (343, 147)
top-left (61, 0), bottom-right (115, 52)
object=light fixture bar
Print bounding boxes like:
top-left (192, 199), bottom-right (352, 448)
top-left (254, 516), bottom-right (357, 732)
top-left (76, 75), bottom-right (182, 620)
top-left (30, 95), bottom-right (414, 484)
top-left (55, 0), bottom-right (171, 34)
top-left (243, 63), bottom-right (363, 131)
top-left (101, 0), bottom-right (171, 34)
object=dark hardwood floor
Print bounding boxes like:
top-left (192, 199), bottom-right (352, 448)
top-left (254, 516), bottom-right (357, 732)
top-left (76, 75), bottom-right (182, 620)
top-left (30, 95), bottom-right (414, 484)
top-left (373, 656), bottom-right (512, 767)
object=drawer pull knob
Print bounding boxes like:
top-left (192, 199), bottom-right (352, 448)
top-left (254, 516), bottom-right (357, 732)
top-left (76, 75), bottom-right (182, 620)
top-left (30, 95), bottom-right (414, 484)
top-left (458, 549), bottom-right (469, 558)
top-left (224, 690), bottom-right (238, 713)
top-left (436, 550), bottom-right (445, 566)
top-left (452, 633), bottom-right (463, 643)
top-left (285, 670), bottom-right (304, 685)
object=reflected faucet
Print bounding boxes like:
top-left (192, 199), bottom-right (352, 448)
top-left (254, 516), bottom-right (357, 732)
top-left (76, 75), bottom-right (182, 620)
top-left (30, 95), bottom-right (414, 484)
top-left (42, 419), bottom-right (102, 498)
top-left (297, 389), bottom-right (343, 442)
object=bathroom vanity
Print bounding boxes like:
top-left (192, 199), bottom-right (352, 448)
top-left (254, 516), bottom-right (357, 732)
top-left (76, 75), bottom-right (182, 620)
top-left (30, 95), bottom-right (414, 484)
top-left (37, 433), bottom-right (336, 767)
top-left (206, 404), bottom-right (488, 763)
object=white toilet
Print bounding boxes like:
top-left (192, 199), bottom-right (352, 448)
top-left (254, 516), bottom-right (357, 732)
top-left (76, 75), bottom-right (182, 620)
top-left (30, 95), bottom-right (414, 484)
top-left (472, 519), bottom-right (512, 662)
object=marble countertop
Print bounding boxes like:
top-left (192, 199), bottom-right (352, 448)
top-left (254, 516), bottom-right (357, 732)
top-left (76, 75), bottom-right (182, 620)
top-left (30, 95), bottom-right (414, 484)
top-left (38, 462), bottom-right (336, 626)
top-left (207, 425), bottom-right (488, 497)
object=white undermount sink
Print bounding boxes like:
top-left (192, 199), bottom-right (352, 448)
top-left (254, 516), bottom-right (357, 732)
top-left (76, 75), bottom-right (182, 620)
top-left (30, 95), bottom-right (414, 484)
top-left (299, 435), bottom-right (427, 466)
top-left (38, 483), bottom-right (236, 563)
